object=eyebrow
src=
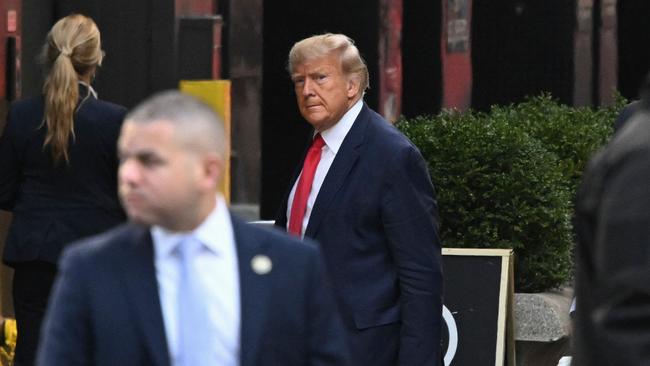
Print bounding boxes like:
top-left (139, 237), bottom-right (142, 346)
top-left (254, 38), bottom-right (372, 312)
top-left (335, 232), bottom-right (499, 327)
top-left (118, 149), bottom-right (160, 161)
top-left (292, 67), bottom-right (331, 80)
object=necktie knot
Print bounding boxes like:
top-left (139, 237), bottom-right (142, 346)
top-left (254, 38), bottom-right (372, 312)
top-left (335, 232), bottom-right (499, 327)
top-left (176, 235), bottom-right (202, 262)
top-left (311, 133), bottom-right (326, 150)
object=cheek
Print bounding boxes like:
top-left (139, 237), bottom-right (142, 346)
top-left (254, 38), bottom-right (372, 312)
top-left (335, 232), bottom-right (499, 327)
top-left (150, 181), bottom-right (184, 209)
top-left (140, 171), bottom-right (176, 199)
top-left (164, 167), bottom-right (201, 194)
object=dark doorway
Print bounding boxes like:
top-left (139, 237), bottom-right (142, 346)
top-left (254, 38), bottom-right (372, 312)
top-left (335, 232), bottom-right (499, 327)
top-left (21, 0), bottom-right (177, 108)
top-left (261, 0), bottom-right (380, 218)
top-left (617, 0), bottom-right (650, 101)
top-left (472, 0), bottom-right (575, 111)
top-left (402, 0), bottom-right (442, 118)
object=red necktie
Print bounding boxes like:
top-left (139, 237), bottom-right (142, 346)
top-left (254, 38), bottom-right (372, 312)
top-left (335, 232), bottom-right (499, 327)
top-left (288, 134), bottom-right (326, 236)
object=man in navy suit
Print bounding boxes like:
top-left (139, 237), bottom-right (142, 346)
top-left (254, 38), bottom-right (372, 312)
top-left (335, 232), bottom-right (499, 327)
top-left (574, 78), bottom-right (650, 366)
top-left (275, 33), bottom-right (443, 365)
top-left (37, 91), bottom-right (350, 366)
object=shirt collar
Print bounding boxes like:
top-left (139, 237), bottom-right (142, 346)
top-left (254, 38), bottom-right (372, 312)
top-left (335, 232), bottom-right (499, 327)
top-left (319, 99), bottom-right (363, 154)
top-left (152, 194), bottom-right (232, 259)
top-left (78, 81), bottom-right (98, 99)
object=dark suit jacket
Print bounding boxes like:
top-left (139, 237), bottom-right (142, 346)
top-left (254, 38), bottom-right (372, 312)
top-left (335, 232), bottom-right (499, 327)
top-left (574, 109), bottom-right (650, 365)
top-left (0, 85), bottom-right (126, 266)
top-left (613, 100), bottom-right (641, 132)
top-left (276, 104), bottom-right (443, 366)
top-left (37, 217), bottom-right (350, 366)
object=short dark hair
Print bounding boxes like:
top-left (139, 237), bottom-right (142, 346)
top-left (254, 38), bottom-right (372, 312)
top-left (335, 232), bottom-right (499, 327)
top-left (125, 90), bottom-right (227, 157)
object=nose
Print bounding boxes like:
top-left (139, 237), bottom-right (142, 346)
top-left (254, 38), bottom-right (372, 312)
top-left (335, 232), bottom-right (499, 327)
top-left (118, 159), bottom-right (141, 187)
top-left (301, 78), bottom-right (314, 97)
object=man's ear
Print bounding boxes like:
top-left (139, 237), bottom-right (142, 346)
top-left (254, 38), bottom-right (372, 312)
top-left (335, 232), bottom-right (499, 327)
top-left (201, 153), bottom-right (225, 190)
top-left (347, 75), bottom-right (361, 99)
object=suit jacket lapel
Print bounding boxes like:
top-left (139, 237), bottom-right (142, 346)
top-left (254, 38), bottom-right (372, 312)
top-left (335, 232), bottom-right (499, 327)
top-left (304, 104), bottom-right (369, 238)
top-left (118, 226), bottom-right (171, 366)
top-left (233, 217), bottom-right (271, 366)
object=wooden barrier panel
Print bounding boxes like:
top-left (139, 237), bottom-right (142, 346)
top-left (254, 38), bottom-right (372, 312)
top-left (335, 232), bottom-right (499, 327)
top-left (179, 80), bottom-right (232, 202)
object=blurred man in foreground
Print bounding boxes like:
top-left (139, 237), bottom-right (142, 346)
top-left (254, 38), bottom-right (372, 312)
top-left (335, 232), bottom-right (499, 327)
top-left (38, 91), bottom-right (349, 366)
top-left (575, 78), bottom-right (650, 365)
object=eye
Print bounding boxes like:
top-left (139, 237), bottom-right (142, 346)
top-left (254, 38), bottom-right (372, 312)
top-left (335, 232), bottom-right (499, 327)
top-left (316, 74), bottom-right (328, 83)
top-left (140, 155), bottom-right (163, 167)
top-left (293, 77), bottom-right (305, 86)
top-left (131, 152), bottom-right (165, 168)
top-left (117, 152), bottom-right (129, 165)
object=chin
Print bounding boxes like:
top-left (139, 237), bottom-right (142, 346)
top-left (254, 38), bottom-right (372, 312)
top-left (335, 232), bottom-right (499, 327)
top-left (302, 113), bottom-right (324, 125)
top-left (126, 211), bottom-right (155, 227)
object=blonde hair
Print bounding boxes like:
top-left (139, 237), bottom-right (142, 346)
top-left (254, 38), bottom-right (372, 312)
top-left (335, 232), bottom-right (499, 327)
top-left (40, 14), bottom-right (104, 164)
top-left (288, 33), bottom-right (369, 93)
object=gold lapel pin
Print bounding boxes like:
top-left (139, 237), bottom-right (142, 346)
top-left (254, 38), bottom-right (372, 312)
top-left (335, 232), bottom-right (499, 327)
top-left (251, 255), bottom-right (272, 275)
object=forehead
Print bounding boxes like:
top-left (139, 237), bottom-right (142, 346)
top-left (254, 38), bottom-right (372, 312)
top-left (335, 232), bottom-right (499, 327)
top-left (293, 53), bottom-right (342, 75)
top-left (119, 120), bottom-right (178, 150)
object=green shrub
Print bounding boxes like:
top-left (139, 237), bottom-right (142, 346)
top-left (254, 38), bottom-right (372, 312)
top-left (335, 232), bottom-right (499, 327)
top-left (398, 95), bottom-right (621, 292)
top-left (498, 94), bottom-right (621, 194)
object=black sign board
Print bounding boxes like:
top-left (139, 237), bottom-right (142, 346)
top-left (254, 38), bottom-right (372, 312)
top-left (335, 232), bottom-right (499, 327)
top-left (442, 249), bottom-right (514, 366)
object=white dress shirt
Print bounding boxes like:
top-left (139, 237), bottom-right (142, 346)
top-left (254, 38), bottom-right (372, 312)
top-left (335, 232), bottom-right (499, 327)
top-left (152, 195), bottom-right (240, 366)
top-left (287, 99), bottom-right (363, 237)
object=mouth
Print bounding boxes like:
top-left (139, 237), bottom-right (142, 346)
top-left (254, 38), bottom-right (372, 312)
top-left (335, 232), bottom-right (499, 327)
top-left (121, 192), bottom-right (145, 207)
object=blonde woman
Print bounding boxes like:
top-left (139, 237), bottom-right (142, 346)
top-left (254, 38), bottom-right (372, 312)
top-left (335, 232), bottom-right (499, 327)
top-left (0, 14), bottom-right (125, 365)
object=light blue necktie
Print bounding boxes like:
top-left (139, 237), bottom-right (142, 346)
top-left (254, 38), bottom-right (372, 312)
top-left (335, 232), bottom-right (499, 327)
top-left (176, 236), bottom-right (214, 366)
